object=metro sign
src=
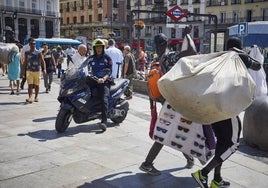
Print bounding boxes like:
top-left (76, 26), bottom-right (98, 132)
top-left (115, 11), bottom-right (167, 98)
top-left (166, 5), bottom-right (187, 22)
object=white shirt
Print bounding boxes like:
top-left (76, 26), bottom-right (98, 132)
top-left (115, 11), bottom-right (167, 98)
top-left (105, 45), bottom-right (123, 78)
top-left (69, 52), bottom-right (86, 68)
top-left (65, 47), bottom-right (76, 56)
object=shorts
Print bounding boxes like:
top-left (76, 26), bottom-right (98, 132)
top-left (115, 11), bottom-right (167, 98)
top-left (26, 71), bottom-right (41, 85)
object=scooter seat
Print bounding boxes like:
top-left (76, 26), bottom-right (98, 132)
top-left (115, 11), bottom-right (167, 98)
top-left (110, 78), bottom-right (128, 93)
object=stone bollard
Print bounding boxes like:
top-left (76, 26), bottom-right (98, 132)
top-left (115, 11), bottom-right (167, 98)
top-left (243, 96), bottom-right (268, 151)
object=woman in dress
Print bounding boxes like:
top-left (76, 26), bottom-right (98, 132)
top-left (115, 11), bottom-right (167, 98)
top-left (7, 45), bottom-right (21, 95)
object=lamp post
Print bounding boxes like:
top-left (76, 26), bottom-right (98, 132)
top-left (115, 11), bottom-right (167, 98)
top-left (1, 10), bottom-right (5, 42)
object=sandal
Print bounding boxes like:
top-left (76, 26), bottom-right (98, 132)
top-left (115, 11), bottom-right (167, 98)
top-left (26, 98), bottom-right (33, 103)
top-left (34, 98), bottom-right (39, 102)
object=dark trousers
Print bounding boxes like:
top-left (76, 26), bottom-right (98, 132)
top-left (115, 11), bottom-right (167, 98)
top-left (212, 116), bottom-right (241, 162)
top-left (87, 79), bottom-right (110, 123)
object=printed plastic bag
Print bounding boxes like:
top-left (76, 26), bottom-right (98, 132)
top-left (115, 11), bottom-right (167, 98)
top-left (153, 101), bottom-right (214, 163)
top-left (158, 51), bottom-right (256, 124)
top-left (0, 42), bottom-right (17, 63)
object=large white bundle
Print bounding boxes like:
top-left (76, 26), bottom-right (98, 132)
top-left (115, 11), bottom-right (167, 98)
top-left (0, 42), bottom-right (17, 63)
top-left (158, 51), bottom-right (256, 124)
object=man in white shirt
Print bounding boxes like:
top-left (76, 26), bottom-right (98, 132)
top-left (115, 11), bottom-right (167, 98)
top-left (69, 44), bottom-right (87, 69)
top-left (65, 44), bottom-right (77, 68)
top-left (105, 39), bottom-right (123, 78)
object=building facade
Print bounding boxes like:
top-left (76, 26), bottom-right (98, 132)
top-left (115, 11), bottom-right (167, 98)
top-left (60, 0), bottom-right (132, 48)
top-left (0, 0), bottom-right (60, 44)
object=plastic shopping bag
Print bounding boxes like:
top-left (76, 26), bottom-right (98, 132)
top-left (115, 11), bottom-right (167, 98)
top-left (158, 51), bottom-right (256, 124)
top-left (152, 101), bottom-right (214, 163)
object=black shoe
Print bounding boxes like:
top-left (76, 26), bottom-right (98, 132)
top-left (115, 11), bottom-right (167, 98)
top-left (185, 157), bottom-right (194, 169)
top-left (139, 162), bottom-right (161, 176)
top-left (98, 122), bottom-right (107, 132)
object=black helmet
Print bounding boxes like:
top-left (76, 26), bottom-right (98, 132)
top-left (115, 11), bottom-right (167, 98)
top-left (154, 33), bottom-right (168, 46)
top-left (227, 37), bottom-right (242, 50)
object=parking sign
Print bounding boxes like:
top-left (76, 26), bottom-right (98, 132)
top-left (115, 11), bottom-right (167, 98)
top-left (238, 22), bottom-right (248, 36)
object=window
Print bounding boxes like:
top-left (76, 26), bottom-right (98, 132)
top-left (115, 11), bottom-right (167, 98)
top-left (73, 17), bottom-right (77, 24)
top-left (246, 10), bottom-right (252, 22)
top-left (81, 16), bottom-right (84, 23)
top-left (67, 17), bottom-right (70, 24)
top-left (19, 0), bottom-right (25, 8)
top-left (98, 14), bottom-right (102, 22)
top-left (232, 11), bottom-right (239, 23)
top-left (89, 15), bottom-right (92, 22)
top-left (220, 12), bottom-right (226, 23)
top-left (32, 0), bottom-right (37, 9)
top-left (47, 1), bottom-right (52, 12)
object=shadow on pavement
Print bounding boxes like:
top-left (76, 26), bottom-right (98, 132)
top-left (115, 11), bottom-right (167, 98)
top-left (76, 169), bottom-right (196, 188)
top-left (237, 138), bottom-right (268, 164)
top-left (17, 122), bottom-right (119, 142)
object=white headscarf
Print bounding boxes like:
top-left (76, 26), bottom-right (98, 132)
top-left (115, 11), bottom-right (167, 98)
top-left (248, 45), bottom-right (267, 97)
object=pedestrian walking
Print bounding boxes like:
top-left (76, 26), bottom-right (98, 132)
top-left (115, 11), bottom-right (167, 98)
top-left (68, 44), bottom-right (87, 69)
top-left (105, 39), bottom-right (123, 78)
top-left (65, 44), bottom-right (76, 68)
top-left (139, 32), bottom-right (197, 176)
top-left (23, 39), bottom-right (46, 103)
top-left (7, 45), bottom-right (21, 95)
top-left (42, 43), bottom-right (56, 93)
top-left (122, 45), bottom-right (136, 100)
top-left (53, 45), bottom-right (66, 78)
top-left (191, 37), bottom-right (261, 188)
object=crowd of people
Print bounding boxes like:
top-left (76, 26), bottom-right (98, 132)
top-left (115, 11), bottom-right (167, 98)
top-left (0, 33), bottom-right (267, 188)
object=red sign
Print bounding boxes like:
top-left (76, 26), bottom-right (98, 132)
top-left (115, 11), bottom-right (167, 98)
top-left (166, 5), bottom-right (187, 22)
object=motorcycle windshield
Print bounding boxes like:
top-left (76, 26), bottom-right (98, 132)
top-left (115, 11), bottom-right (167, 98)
top-left (65, 59), bottom-right (89, 80)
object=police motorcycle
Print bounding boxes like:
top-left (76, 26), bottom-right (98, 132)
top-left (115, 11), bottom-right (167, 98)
top-left (55, 58), bottom-right (130, 133)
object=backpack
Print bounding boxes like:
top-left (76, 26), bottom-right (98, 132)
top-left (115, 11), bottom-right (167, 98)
top-left (147, 62), bottom-right (163, 100)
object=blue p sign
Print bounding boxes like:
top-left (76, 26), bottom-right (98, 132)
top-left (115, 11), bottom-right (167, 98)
top-left (238, 22), bottom-right (248, 36)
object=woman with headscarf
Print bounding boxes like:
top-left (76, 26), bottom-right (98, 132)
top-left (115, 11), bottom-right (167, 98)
top-left (7, 45), bottom-right (21, 95)
top-left (248, 45), bottom-right (267, 97)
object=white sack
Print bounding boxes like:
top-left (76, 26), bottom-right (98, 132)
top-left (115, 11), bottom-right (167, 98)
top-left (248, 45), bottom-right (267, 97)
top-left (0, 42), bottom-right (17, 63)
top-left (158, 51), bottom-right (256, 124)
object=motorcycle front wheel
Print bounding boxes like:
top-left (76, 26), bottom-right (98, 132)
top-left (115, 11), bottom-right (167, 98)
top-left (55, 108), bottom-right (73, 133)
top-left (110, 105), bottom-right (128, 124)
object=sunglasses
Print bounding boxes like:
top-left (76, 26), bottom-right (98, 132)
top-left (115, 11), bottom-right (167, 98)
top-left (156, 126), bottom-right (168, 133)
top-left (154, 135), bottom-right (164, 142)
top-left (163, 112), bottom-right (175, 119)
top-left (175, 134), bottom-right (187, 141)
top-left (194, 141), bottom-right (205, 149)
top-left (167, 104), bottom-right (175, 111)
top-left (159, 118), bottom-right (171, 126)
top-left (178, 125), bottom-right (189, 133)
top-left (171, 141), bottom-right (183, 149)
top-left (197, 134), bottom-right (206, 141)
top-left (30, 43), bottom-right (36, 45)
top-left (180, 117), bottom-right (192, 125)
top-left (190, 150), bottom-right (202, 157)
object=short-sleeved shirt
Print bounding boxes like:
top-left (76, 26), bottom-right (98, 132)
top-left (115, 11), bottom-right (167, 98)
top-left (25, 49), bottom-right (41, 72)
top-left (43, 50), bottom-right (54, 73)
